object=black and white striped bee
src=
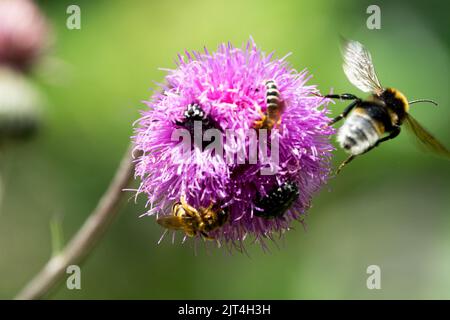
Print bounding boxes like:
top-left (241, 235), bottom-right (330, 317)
top-left (175, 103), bottom-right (217, 149)
top-left (254, 80), bottom-right (285, 130)
top-left (324, 39), bottom-right (449, 173)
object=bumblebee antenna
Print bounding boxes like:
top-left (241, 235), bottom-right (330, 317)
top-left (409, 99), bottom-right (438, 106)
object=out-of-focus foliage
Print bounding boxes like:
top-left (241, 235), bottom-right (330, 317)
top-left (0, 0), bottom-right (449, 299)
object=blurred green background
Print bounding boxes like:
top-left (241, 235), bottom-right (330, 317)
top-left (0, 0), bottom-right (449, 299)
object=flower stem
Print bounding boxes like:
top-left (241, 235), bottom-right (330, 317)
top-left (15, 144), bottom-right (138, 300)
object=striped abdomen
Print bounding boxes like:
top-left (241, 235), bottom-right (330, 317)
top-left (337, 108), bottom-right (384, 155)
top-left (255, 80), bottom-right (284, 130)
top-left (265, 80), bottom-right (282, 117)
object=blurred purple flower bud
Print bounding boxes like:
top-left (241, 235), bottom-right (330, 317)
top-left (0, 0), bottom-right (52, 72)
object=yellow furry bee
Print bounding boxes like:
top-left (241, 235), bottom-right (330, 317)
top-left (156, 195), bottom-right (228, 240)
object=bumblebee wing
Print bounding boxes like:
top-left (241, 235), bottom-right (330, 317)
top-left (156, 215), bottom-right (191, 230)
top-left (404, 114), bottom-right (450, 158)
top-left (341, 39), bottom-right (384, 95)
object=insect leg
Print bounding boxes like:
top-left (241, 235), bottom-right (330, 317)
top-left (201, 231), bottom-right (214, 240)
top-left (329, 99), bottom-right (360, 125)
top-left (363, 126), bottom-right (401, 154)
top-left (336, 154), bottom-right (356, 174)
top-left (253, 109), bottom-right (267, 129)
top-left (337, 126), bottom-right (401, 174)
top-left (324, 93), bottom-right (360, 101)
top-left (180, 195), bottom-right (200, 216)
top-left (205, 201), bottom-right (214, 211)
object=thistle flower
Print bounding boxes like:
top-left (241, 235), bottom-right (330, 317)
top-left (132, 39), bottom-right (334, 250)
top-left (0, 0), bottom-right (51, 72)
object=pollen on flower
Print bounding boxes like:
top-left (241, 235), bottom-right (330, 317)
top-left (132, 38), bottom-right (334, 251)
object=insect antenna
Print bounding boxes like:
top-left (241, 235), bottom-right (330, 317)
top-left (409, 99), bottom-right (438, 106)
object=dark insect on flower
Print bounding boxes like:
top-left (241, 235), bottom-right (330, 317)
top-left (254, 181), bottom-right (300, 219)
top-left (175, 103), bottom-right (219, 149)
top-left (183, 103), bottom-right (206, 121)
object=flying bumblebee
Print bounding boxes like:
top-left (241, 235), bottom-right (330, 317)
top-left (254, 80), bottom-right (285, 130)
top-left (324, 39), bottom-right (450, 173)
top-left (156, 195), bottom-right (228, 240)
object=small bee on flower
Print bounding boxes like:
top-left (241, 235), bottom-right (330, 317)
top-left (254, 80), bottom-right (285, 130)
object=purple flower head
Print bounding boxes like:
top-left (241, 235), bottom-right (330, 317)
top-left (132, 39), bottom-right (334, 251)
top-left (0, 0), bottom-right (52, 72)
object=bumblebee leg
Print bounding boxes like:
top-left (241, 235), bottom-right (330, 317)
top-left (375, 126), bottom-right (401, 147)
top-left (324, 93), bottom-right (360, 101)
top-left (329, 99), bottom-right (360, 125)
top-left (336, 154), bottom-right (356, 174)
top-left (337, 127), bottom-right (401, 174)
top-left (363, 126), bottom-right (401, 154)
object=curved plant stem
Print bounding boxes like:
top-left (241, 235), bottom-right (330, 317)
top-left (15, 144), bottom-right (138, 300)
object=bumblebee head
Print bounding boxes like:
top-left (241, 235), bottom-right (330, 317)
top-left (383, 88), bottom-right (410, 113)
top-left (384, 88), bottom-right (438, 111)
